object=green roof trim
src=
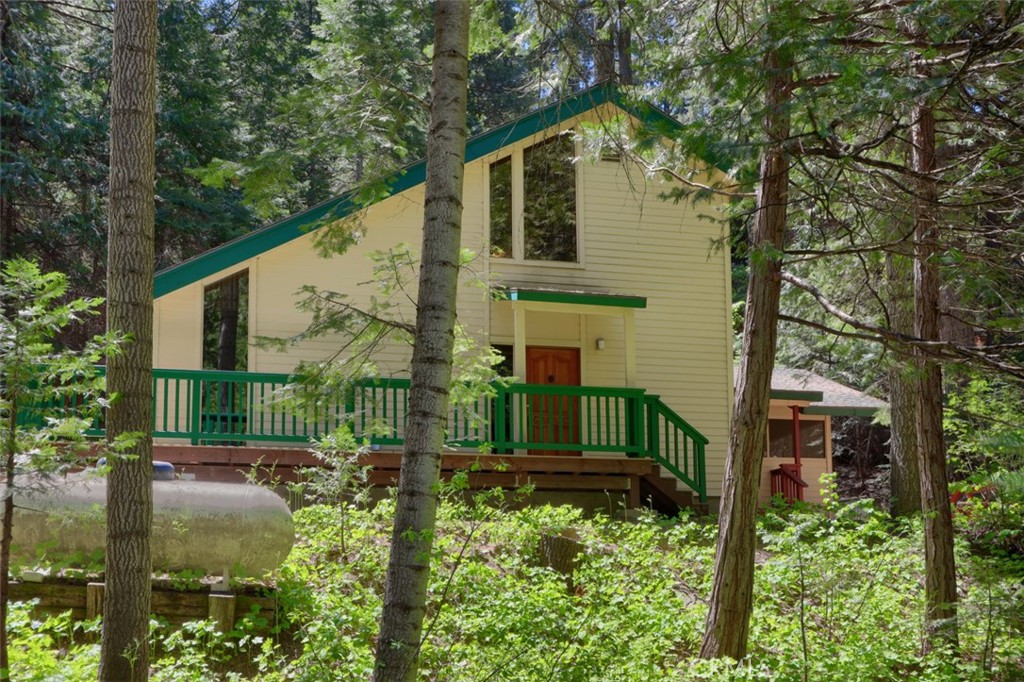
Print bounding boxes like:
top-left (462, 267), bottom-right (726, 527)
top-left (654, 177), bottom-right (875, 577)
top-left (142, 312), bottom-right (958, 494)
top-left (770, 389), bottom-right (825, 403)
top-left (803, 406), bottom-right (881, 418)
top-left (154, 84), bottom-right (687, 299)
top-left (507, 288), bottom-right (647, 309)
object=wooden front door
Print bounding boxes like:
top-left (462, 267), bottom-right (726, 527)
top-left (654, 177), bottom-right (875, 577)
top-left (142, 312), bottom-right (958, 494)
top-left (526, 347), bottom-right (581, 455)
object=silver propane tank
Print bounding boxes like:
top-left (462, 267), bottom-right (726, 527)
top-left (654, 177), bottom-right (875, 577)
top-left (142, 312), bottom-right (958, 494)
top-left (3, 463), bottom-right (294, 577)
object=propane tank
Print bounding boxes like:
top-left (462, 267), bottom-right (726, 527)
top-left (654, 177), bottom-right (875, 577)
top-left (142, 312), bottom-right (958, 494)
top-left (3, 465), bottom-right (294, 576)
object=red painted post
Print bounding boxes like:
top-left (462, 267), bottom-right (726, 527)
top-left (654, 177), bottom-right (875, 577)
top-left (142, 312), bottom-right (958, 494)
top-left (790, 405), bottom-right (803, 501)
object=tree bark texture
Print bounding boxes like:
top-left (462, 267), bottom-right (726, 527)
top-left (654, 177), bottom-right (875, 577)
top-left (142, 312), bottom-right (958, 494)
top-left (372, 3), bottom-right (470, 681)
top-left (911, 102), bottom-right (958, 651)
top-left (615, 0), bottom-right (633, 86)
top-left (0, 393), bottom-right (17, 681)
top-left (100, 2), bottom-right (157, 680)
top-left (700, 38), bottom-right (792, 661)
top-left (885, 248), bottom-right (921, 516)
top-left (0, 0), bottom-right (17, 266)
top-left (217, 275), bottom-right (240, 372)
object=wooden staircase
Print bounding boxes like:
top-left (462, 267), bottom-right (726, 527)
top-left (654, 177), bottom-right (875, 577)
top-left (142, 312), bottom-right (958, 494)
top-left (639, 464), bottom-right (707, 515)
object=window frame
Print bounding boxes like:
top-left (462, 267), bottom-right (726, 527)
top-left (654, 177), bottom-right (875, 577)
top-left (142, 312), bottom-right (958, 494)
top-left (766, 417), bottom-right (827, 459)
top-left (485, 130), bottom-right (585, 268)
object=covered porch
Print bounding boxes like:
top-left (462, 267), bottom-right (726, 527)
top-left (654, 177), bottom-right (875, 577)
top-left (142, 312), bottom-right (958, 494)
top-left (76, 367), bottom-right (709, 506)
top-left (761, 367), bottom-right (887, 504)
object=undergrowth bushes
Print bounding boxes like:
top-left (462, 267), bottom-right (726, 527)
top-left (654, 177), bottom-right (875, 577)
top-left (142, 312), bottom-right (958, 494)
top-left (9, 496), bottom-right (1024, 681)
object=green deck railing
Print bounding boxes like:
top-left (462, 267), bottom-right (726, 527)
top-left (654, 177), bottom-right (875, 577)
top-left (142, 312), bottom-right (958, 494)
top-left (644, 395), bottom-right (708, 502)
top-left (32, 367), bottom-right (706, 501)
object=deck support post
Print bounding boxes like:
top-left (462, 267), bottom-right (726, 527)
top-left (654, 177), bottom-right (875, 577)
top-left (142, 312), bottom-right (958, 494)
top-left (86, 582), bottom-right (105, 620)
top-left (512, 303), bottom-right (527, 382)
top-left (790, 405), bottom-right (803, 502)
top-left (513, 303), bottom-right (527, 455)
top-left (624, 310), bottom-right (637, 388)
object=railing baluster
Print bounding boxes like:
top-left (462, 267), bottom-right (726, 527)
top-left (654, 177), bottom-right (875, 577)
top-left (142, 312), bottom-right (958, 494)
top-left (84, 370), bottom-right (709, 500)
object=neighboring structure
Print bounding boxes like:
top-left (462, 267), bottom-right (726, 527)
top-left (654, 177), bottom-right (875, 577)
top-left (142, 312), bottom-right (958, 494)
top-left (129, 86), bottom-right (735, 510)
top-left (760, 367), bottom-right (887, 504)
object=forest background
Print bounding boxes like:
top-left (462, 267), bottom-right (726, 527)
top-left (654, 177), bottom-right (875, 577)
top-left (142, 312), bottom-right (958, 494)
top-left (3, 0), bottom-right (1024, 679)
top-left (5, 0), bottom-right (1023, 503)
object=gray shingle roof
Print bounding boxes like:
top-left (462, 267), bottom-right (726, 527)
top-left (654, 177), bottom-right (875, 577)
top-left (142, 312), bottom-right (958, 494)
top-left (735, 366), bottom-right (887, 416)
top-left (772, 367), bottom-right (887, 416)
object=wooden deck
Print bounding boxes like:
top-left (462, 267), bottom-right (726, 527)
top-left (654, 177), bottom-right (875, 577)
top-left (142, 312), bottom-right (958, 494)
top-left (152, 445), bottom-right (659, 508)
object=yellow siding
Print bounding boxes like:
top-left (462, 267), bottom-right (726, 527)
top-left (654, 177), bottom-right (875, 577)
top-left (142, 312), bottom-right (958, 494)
top-left (151, 109), bottom-right (734, 497)
top-left (153, 286), bottom-right (202, 370)
top-left (158, 173), bottom-right (489, 378)
top-left (484, 150), bottom-right (733, 497)
top-left (152, 286), bottom-right (201, 440)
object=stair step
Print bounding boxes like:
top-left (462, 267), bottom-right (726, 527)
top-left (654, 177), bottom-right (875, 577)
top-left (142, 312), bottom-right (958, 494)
top-left (638, 464), bottom-right (697, 515)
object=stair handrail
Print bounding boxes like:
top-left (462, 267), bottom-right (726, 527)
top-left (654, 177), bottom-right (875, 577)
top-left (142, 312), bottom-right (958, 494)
top-left (643, 395), bottom-right (708, 503)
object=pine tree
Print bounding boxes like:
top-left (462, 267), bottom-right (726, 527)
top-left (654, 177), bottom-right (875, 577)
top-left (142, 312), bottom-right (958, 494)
top-left (99, 1), bottom-right (157, 679)
top-left (372, 2), bottom-right (471, 680)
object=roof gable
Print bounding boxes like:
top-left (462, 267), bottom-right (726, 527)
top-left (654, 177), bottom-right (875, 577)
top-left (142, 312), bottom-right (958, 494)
top-left (154, 84), bottom-right (685, 298)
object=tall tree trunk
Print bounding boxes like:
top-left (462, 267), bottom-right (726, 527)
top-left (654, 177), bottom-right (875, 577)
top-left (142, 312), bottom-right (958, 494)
top-left (0, 392), bottom-right (16, 681)
top-left (700, 33), bottom-right (792, 660)
top-left (615, 0), bottom-right (632, 86)
top-left (593, 8), bottom-right (615, 84)
top-left (911, 101), bottom-right (958, 651)
top-left (0, 0), bottom-right (16, 266)
top-left (100, 2), bottom-right (157, 680)
top-left (886, 248), bottom-right (920, 516)
top-left (216, 276), bottom-right (240, 416)
top-left (371, 3), bottom-right (470, 681)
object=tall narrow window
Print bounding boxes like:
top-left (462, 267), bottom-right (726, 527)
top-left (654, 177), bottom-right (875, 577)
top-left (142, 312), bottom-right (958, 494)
top-left (523, 134), bottom-right (577, 262)
top-left (203, 270), bottom-right (249, 371)
top-left (489, 156), bottom-right (513, 258)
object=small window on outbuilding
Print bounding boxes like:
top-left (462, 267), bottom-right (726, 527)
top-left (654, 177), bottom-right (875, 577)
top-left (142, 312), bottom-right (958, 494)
top-left (768, 419), bottom-right (825, 459)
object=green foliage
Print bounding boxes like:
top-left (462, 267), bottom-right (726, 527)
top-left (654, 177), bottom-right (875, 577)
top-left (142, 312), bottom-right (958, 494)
top-left (6, 604), bottom-right (100, 681)
top-left (1, 259), bottom-right (120, 479)
top-left (944, 369), bottom-right (1024, 473)
top-left (9, 499), bottom-right (1024, 680)
top-left (952, 468), bottom-right (1024, 560)
top-left (3, 1), bottom-right (263, 314)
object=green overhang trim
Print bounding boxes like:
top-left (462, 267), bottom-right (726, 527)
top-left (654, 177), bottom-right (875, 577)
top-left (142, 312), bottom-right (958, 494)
top-left (803, 405), bottom-right (882, 417)
top-left (154, 84), bottom-right (690, 299)
top-left (770, 389), bottom-right (825, 403)
top-left (507, 288), bottom-right (647, 309)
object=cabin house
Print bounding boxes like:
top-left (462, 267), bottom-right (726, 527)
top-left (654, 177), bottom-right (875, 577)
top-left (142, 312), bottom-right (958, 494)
top-left (763, 367), bottom-right (887, 504)
top-left (140, 86), bottom-right (733, 512)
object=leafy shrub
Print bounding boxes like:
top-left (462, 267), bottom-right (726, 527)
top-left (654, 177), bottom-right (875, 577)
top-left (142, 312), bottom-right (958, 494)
top-left (8, 499), bottom-right (1024, 680)
top-left (953, 468), bottom-right (1024, 559)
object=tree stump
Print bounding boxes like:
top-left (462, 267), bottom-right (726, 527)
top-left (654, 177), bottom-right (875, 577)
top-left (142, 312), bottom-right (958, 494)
top-left (86, 582), bottom-right (105, 620)
top-left (538, 531), bottom-right (582, 591)
top-left (208, 593), bottom-right (236, 633)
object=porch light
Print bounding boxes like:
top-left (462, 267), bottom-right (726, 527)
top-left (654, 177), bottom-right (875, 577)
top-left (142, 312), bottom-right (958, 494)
top-left (595, 337), bottom-right (606, 350)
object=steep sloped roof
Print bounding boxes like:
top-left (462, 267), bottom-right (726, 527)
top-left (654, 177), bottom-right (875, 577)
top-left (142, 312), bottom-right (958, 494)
top-left (154, 84), bottom-right (688, 298)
